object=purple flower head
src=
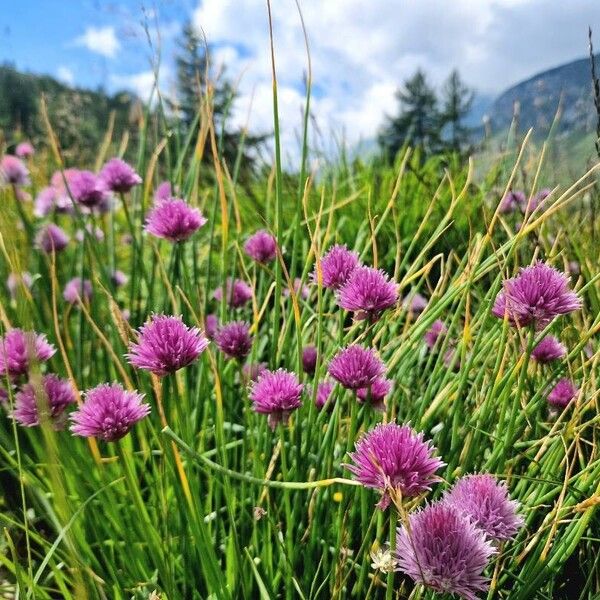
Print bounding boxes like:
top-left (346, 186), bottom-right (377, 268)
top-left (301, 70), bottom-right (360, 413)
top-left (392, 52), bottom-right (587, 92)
top-left (154, 181), bottom-right (172, 202)
top-left (205, 314), bottom-right (219, 340)
top-left (214, 278), bottom-right (253, 308)
top-left (15, 142), bottom-right (35, 159)
top-left (396, 502), bottom-right (496, 600)
top-left (0, 155), bottom-right (30, 186)
top-left (315, 380), bottom-right (335, 410)
top-left (35, 223), bottom-right (70, 254)
top-left (547, 378), bottom-right (578, 409)
top-left (34, 187), bottom-right (58, 217)
top-left (111, 270), bottom-right (128, 288)
top-left (63, 278), bottom-right (93, 305)
top-left (499, 190), bottom-right (526, 214)
top-left (215, 321), bottom-right (253, 360)
top-left (145, 198), bottom-right (207, 242)
top-left (403, 292), bottom-right (428, 315)
top-left (99, 158), bottom-right (142, 193)
top-left (444, 347), bottom-right (461, 372)
top-left (328, 345), bottom-right (385, 390)
top-left (443, 474), bottom-right (524, 541)
top-left (283, 278), bottom-right (310, 300)
top-left (337, 266), bottom-right (398, 320)
top-left (524, 188), bottom-right (551, 213)
top-left (69, 170), bottom-right (110, 208)
top-left (356, 377), bottom-right (392, 411)
top-left (75, 225), bottom-right (105, 243)
top-left (70, 383), bottom-right (150, 442)
top-left (13, 375), bottom-right (76, 428)
top-left (0, 385), bottom-right (9, 406)
top-left (424, 319), bottom-right (448, 350)
top-left (568, 261), bottom-right (580, 276)
top-left (7, 272), bottom-right (33, 298)
top-left (249, 368), bottom-right (303, 430)
top-left (127, 314), bottom-right (208, 376)
top-left (242, 362), bottom-right (268, 383)
top-left (345, 423), bottom-right (444, 509)
top-left (313, 244), bottom-right (359, 289)
top-left (244, 229), bottom-right (277, 263)
top-left (492, 262), bottom-right (582, 329)
top-left (0, 329), bottom-right (56, 378)
top-left (531, 335), bottom-right (566, 364)
top-left (302, 345), bottom-right (318, 375)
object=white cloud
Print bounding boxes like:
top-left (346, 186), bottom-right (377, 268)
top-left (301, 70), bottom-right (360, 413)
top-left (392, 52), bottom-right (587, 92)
top-left (110, 67), bottom-right (172, 103)
top-left (191, 0), bottom-right (600, 163)
top-left (57, 66), bottom-right (75, 86)
top-left (74, 26), bottom-right (120, 59)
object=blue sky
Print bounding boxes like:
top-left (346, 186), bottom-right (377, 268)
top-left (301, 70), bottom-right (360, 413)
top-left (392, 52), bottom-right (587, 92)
top-left (2, 1), bottom-right (600, 156)
top-left (1, 1), bottom-right (188, 91)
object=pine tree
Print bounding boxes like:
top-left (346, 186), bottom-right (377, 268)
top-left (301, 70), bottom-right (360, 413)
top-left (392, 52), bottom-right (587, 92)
top-left (173, 21), bottom-right (264, 176)
top-left (440, 70), bottom-right (474, 153)
top-left (379, 69), bottom-right (440, 159)
top-left (174, 22), bottom-right (226, 129)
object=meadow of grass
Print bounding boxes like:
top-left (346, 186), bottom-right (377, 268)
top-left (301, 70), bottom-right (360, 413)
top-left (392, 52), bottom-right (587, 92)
top-left (0, 38), bottom-right (600, 600)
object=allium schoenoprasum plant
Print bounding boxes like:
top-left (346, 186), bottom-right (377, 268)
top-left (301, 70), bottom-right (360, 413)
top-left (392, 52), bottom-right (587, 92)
top-left (1, 18), bottom-right (600, 600)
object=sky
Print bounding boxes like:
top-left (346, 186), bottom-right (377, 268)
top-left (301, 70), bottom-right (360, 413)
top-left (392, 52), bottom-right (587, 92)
top-left (2, 0), bottom-right (600, 160)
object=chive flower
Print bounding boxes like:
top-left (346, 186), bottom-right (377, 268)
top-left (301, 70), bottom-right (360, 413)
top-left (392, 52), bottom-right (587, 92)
top-left (249, 368), bottom-right (303, 430)
top-left (242, 362), bottom-right (268, 383)
top-left (395, 502), bottom-right (496, 600)
top-left (111, 270), bottom-right (128, 288)
top-left (302, 345), bottom-right (318, 375)
top-left (35, 223), bottom-right (70, 253)
top-left (498, 190), bottom-right (526, 214)
top-left (345, 422), bottom-right (444, 509)
top-left (126, 314), bottom-right (208, 376)
top-left (0, 329), bottom-right (56, 378)
top-left (403, 292), bottom-right (428, 314)
top-left (0, 155), bottom-right (29, 186)
top-left (328, 345), bottom-right (385, 390)
top-left (154, 181), bottom-right (172, 202)
top-left (313, 244), bottom-right (359, 289)
top-left (244, 229), bottom-right (277, 263)
top-left (215, 321), bottom-right (253, 360)
top-left (70, 383), bottom-right (150, 441)
top-left (99, 158), bottom-right (142, 193)
top-left (492, 262), bottom-right (581, 329)
top-left (443, 474), bottom-right (524, 541)
top-left (69, 170), bottom-right (109, 208)
top-left (205, 314), bottom-right (219, 340)
top-left (314, 380), bottom-right (335, 410)
top-left (13, 374), bottom-right (76, 428)
top-left (214, 278), bottom-right (253, 308)
top-left (424, 319), bottom-right (448, 349)
top-left (63, 278), bottom-right (93, 304)
top-left (15, 142), bottom-right (35, 159)
top-left (145, 198), bottom-right (207, 242)
top-left (531, 335), bottom-right (566, 363)
top-left (356, 377), bottom-right (392, 411)
top-left (547, 378), bottom-right (578, 408)
top-left (337, 266), bottom-right (398, 320)
top-left (7, 272), bottom-right (33, 298)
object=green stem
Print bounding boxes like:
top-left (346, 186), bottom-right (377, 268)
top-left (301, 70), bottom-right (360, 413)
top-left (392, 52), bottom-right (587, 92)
top-left (162, 426), bottom-right (359, 490)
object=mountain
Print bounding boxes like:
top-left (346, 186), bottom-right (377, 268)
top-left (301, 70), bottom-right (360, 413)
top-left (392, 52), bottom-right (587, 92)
top-left (0, 63), bottom-right (141, 164)
top-left (487, 55), bottom-right (599, 138)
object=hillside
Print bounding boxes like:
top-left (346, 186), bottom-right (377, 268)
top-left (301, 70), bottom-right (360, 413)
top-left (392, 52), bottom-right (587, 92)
top-left (0, 64), bottom-right (140, 163)
top-left (487, 54), bottom-right (599, 138)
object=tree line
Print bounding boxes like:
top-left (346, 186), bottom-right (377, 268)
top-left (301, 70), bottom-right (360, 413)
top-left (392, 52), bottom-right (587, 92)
top-left (378, 69), bottom-right (475, 160)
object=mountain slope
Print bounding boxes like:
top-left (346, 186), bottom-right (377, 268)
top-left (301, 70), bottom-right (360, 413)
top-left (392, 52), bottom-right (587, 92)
top-left (0, 63), bottom-right (140, 163)
top-left (488, 55), bottom-right (599, 138)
